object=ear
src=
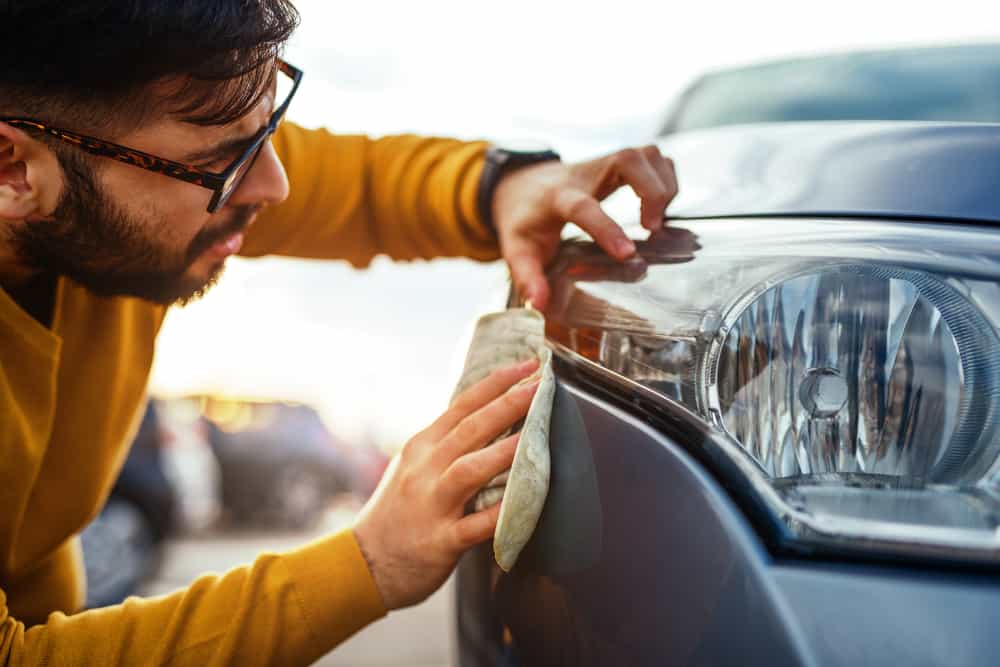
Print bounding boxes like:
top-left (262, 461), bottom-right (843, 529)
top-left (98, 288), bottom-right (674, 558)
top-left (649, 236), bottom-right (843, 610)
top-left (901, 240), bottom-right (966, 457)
top-left (0, 122), bottom-right (63, 222)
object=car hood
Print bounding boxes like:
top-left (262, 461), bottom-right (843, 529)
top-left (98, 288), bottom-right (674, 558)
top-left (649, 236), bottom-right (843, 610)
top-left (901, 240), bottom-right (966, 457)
top-left (618, 122), bottom-right (1000, 225)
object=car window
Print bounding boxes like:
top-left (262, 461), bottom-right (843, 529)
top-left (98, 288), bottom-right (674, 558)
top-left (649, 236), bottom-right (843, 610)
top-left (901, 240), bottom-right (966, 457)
top-left (667, 44), bottom-right (1000, 133)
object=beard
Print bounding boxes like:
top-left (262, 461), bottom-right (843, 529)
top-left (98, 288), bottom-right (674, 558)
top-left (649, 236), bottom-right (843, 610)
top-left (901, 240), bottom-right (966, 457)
top-left (10, 150), bottom-right (258, 306)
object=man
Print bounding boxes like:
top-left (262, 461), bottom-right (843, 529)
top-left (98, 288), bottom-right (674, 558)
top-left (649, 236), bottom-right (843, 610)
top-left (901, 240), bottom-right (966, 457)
top-left (0, 1), bottom-right (677, 664)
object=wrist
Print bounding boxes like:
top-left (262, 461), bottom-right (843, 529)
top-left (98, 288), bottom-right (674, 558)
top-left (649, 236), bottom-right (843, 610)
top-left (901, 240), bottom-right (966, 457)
top-left (352, 522), bottom-right (395, 610)
top-left (476, 146), bottom-right (560, 237)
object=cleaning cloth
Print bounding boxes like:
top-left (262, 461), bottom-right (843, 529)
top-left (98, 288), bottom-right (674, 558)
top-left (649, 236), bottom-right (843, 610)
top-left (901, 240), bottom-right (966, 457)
top-left (452, 307), bottom-right (555, 571)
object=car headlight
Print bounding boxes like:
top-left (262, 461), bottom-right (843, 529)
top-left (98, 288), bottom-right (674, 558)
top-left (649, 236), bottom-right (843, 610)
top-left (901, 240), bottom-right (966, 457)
top-left (543, 219), bottom-right (1000, 564)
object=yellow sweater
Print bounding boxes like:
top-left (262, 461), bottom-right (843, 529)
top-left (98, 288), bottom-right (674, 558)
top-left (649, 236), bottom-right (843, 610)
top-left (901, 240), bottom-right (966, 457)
top-left (0, 122), bottom-right (496, 666)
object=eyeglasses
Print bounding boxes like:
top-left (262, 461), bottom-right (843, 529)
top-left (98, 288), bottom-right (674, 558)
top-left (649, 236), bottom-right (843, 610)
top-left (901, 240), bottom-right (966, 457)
top-left (0, 60), bottom-right (303, 213)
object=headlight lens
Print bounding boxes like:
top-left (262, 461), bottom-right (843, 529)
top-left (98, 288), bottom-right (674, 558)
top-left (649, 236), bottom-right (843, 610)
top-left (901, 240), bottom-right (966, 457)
top-left (544, 219), bottom-right (1000, 563)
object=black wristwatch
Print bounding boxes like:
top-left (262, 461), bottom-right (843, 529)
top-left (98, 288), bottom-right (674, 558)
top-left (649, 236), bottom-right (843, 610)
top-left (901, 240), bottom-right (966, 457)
top-left (476, 146), bottom-right (561, 236)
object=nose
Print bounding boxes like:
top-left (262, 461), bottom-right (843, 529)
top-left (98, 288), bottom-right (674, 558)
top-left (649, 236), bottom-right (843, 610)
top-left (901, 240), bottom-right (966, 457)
top-left (227, 138), bottom-right (289, 208)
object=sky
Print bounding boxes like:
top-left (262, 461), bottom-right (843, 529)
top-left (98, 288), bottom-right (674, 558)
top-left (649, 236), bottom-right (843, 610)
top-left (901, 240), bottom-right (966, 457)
top-left (149, 0), bottom-right (1000, 447)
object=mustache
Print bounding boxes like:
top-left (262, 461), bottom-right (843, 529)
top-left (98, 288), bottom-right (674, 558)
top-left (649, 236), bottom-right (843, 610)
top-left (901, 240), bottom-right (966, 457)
top-left (185, 204), bottom-right (261, 263)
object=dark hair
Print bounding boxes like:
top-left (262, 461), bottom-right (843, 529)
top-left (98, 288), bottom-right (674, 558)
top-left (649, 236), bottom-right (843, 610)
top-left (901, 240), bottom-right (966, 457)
top-left (0, 1), bottom-right (300, 135)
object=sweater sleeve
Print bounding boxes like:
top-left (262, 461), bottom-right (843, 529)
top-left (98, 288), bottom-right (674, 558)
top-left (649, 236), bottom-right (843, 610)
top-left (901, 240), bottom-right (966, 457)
top-left (240, 122), bottom-right (502, 266)
top-left (0, 529), bottom-right (386, 667)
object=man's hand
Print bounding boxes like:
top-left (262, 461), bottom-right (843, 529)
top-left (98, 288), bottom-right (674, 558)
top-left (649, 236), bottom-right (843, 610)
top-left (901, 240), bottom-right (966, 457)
top-left (491, 145), bottom-right (678, 310)
top-left (352, 358), bottom-right (540, 610)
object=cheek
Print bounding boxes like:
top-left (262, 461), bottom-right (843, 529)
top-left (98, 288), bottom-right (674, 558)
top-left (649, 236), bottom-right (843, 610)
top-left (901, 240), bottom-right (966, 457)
top-left (102, 163), bottom-right (213, 245)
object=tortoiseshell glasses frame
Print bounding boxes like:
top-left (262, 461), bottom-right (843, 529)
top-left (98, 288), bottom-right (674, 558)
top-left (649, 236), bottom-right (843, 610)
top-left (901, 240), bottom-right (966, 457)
top-left (0, 60), bottom-right (303, 213)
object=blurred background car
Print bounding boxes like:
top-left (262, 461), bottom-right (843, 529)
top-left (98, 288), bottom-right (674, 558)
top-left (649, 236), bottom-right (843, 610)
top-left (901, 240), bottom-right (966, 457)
top-left (83, 394), bottom-right (382, 608)
top-left (156, 398), bottom-right (224, 534)
top-left (457, 43), bottom-right (1000, 666)
top-left (201, 398), bottom-right (371, 530)
top-left (82, 402), bottom-right (176, 609)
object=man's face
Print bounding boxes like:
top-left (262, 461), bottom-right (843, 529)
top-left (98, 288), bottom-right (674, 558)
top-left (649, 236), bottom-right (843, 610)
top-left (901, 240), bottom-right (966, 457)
top-left (10, 82), bottom-right (289, 305)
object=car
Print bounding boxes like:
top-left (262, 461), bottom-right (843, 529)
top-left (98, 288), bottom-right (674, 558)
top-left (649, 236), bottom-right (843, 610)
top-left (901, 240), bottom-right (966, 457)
top-left (201, 398), bottom-right (358, 529)
top-left (155, 397), bottom-right (223, 534)
top-left (456, 44), bottom-right (1000, 666)
top-left (82, 401), bottom-right (176, 608)
top-left (660, 42), bottom-right (1000, 135)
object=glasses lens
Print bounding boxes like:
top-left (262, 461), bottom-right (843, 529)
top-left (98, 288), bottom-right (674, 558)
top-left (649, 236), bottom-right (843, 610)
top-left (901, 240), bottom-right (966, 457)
top-left (208, 63), bottom-right (297, 212)
top-left (215, 141), bottom-right (265, 210)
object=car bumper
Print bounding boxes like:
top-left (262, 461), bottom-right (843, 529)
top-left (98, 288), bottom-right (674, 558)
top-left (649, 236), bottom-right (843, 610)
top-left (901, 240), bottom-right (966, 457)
top-left (457, 362), bottom-right (1000, 666)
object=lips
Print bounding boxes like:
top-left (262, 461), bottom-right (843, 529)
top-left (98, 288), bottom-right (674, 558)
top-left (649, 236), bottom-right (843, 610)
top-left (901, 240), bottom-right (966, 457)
top-left (189, 205), bottom-right (261, 263)
top-left (205, 231), bottom-right (244, 259)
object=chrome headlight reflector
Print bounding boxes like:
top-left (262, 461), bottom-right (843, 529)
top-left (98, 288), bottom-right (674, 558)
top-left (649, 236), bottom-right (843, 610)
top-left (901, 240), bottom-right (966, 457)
top-left (544, 219), bottom-right (1000, 563)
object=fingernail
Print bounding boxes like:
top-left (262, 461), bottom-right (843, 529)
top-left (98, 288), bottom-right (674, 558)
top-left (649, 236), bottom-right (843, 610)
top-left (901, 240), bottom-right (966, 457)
top-left (517, 377), bottom-right (541, 390)
top-left (514, 358), bottom-right (539, 372)
top-left (618, 239), bottom-right (637, 256)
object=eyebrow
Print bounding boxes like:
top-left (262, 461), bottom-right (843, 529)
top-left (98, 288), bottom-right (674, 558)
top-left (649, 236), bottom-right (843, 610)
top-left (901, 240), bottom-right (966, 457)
top-left (182, 129), bottom-right (263, 166)
top-left (181, 72), bottom-right (280, 167)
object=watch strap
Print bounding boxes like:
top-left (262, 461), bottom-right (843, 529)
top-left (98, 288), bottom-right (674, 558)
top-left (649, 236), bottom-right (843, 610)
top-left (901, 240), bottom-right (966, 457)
top-left (476, 146), bottom-right (561, 237)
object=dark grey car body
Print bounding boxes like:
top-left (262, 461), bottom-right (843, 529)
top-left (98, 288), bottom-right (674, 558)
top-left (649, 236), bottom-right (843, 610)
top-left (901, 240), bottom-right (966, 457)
top-left (459, 365), bottom-right (1000, 666)
top-left (457, 47), bottom-right (1000, 667)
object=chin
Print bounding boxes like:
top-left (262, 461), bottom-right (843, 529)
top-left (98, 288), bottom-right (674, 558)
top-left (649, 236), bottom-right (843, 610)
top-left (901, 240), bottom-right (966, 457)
top-left (120, 258), bottom-right (227, 306)
top-left (173, 262), bottom-right (226, 306)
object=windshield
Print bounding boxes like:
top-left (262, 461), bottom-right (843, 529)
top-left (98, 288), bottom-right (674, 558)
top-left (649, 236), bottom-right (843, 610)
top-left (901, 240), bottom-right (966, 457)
top-left (666, 44), bottom-right (1000, 133)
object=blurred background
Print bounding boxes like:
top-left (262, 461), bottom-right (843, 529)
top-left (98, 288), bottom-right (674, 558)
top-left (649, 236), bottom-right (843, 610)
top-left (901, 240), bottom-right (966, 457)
top-left (82, 1), bottom-right (1000, 665)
